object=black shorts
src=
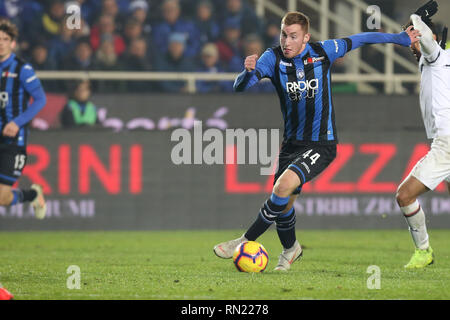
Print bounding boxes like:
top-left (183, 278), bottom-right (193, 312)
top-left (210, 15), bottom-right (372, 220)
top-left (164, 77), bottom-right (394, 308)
top-left (0, 144), bottom-right (27, 186)
top-left (274, 142), bottom-right (337, 195)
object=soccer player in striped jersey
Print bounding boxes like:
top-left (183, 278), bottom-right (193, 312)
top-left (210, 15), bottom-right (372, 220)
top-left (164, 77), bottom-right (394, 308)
top-left (396, 6), bottom-right (450, 269)
top-left (214, 11), bottom-right (420, 271)
top-left (0, 19), bottom-right (47, 218)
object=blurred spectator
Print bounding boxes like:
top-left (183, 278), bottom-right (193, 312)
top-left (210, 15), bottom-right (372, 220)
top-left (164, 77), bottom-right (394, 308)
top-left (263, 19), bottom-right (280, 49)
top-left (195, 0), bottom-right (220, 46)
top-left (90, 14), bottom-right (126, 56)
top-left (195, 42), bottom-right (232, 93)
top-left (220, 0), bottom-right (262, 37)
top-left (123, 17), bottom-right (143, 46)
top-left (94, 35), bottom-right (119, 70)
top-left (120, 37), bottom-right (151, 70)
top-left (100, 0), bottom-right (127, 32)
top-left (13, 1), bottom-right (44, 55)
top-left (216, 17), bottom-right (243, 72)
top-left (72, 16), bottom-right (91, 39)
top-left (37, 0), bottom-right (66, 42)
top-left (152, 0), bottom-right (200, 58)
top-left (128, 0), bottom-right (152, 36)
top-left (48, 18), bottom-right (77, 69)
top-left (63, 38), bottom-right (94, 70)
top-left (0, 0), bottom-right (23, 27)
top-left (154, 32), bottom-right (195, 92)
top-left (61, 79), bottom-right (99, 128)
top-left (120, 37), bottom-right (153, 92)
top-left (29, 42), bottom-right (56, 70)
top-left (76, 0), bottom-right (102, 26)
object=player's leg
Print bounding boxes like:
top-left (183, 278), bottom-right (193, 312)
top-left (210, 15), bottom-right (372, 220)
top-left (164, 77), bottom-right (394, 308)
top-left (213, 143), bottom-right (296, 259)
top-left (0, 145), bottom-right (46, 219)
top-left (396, 175), bottom-right (430, 249)
top-left (272, 145), bottom-right (337, 270)
top-left (213, 170), bottom-right (300, 259)
top-left (394, 137), bottom-right (450, 268)
top-left (396, 175), bottom-right (434, 268)
top-left (245, 169), bottom-right (300, 242)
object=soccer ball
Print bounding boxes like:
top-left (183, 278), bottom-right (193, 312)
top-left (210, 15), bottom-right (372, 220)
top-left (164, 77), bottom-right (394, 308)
top-left (232, 241), bottom-right (269, 273)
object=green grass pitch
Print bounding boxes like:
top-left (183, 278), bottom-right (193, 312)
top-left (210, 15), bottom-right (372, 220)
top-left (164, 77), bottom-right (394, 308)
top-left (0, 230), bottom-right (449, 300)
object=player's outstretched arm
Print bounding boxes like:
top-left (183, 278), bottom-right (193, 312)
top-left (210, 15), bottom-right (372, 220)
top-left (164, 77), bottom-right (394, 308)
top-left (346, 29), bottom-right (419, 52)
top-left (410, 14), bottom-right (439, 58)
top-left (233, 50), bottom-right (275, 92)
top-left (233, 54), bottom-right (260, 92)
top-left (12, 85), bottom-right (46, 129)
top-left (10, 65), bottom-right (47, 129)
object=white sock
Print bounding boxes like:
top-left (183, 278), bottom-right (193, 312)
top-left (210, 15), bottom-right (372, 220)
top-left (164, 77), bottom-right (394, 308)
top-left (400, 200), bottom-right (429, 250)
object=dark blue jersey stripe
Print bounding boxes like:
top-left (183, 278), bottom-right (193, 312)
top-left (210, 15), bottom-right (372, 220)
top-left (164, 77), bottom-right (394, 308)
top-left (286, 62), bottom-right (299, 141)
top-left (5, 61), bottom-right (17, 122)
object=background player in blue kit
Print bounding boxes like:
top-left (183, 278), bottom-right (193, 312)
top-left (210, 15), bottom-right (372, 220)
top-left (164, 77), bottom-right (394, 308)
top-left (0, 18), bottom-right (47, 219)
top-left (214, 11), bottom-right (420, 271)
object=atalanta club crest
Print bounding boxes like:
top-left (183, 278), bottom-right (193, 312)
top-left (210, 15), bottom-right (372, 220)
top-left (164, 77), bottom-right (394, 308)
top-left (296, 69), bottom-right (305, 79)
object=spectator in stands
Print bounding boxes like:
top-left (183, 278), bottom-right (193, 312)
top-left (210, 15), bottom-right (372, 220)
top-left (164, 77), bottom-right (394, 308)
top-left (152, 0), bottom-right (200, 58)
top-left (0, 0), bottom-right (23, 26)
top-left (90, 14), bottom-right (126, 56)
top-left (100, 0), bottom-right (126, 32)
top-left (128, 0), bottom-right (152, 37)
top-left (63, 38), bottom-right (94, 70)
top-left (216, 17), bottom-right (243, 72)
top-left (76, 0), bottom-right (101, 26)
top-left (120, 37), bottom-right (151, 71)
top-left (29, 42), bottom-right (56, 70)
top-left (122, 17), bottom-right (143, 47)
top-left (195, 42), bottom-right (232, 93)
top-left (220, 0), bottom-right (262, 37)
top-left (263, 19), bottom-right (280, 48)
top-left (195, 0), bottom-right (220, 46)
top-left (72, 16), bottom-right (91, 39)
top-left (120, 37), bottom-right (153, 92)
top-left (37, 0), bottom-right (66, 41)
top-left (61, 79), bottom-right (99, 128)
top-left (94, 35), bottom-right (119, 70)
top-left (154, 32), bottom-right (194, 93)
top-left (12, 1), bottom-right (44, 56)
top-left (48, 18), bottom-right (77, 69)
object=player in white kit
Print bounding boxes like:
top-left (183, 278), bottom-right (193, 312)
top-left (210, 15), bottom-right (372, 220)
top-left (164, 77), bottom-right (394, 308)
top-left (396, 2), bottom-right (449, 269)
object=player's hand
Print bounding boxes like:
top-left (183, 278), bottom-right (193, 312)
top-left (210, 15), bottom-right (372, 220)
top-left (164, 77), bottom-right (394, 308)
top-left (244, 54), bottom-right (258, 72)
top-left (2, 121), bottom-right (19, 138)
top-left (405, 25), bottom-right (421, 44)
top-left (414, 0), bottom-right (438, 23)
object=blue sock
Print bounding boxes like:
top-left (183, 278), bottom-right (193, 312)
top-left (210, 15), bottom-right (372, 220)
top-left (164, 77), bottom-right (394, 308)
top-left (10, 190), bottom-right (20, 206)
top-left (276, 207), bottom-right (297, 249)
top-left (245, 193), bottom-right (290, 241)
top-left (9, 189), bottom-right (37, 206)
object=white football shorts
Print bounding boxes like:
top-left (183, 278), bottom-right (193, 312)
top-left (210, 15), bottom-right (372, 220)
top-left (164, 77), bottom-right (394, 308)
top-left (410, 136), bottom-right (450, 190)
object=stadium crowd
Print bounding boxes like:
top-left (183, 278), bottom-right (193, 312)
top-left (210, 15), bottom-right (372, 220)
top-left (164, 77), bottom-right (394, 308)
top-left (0, 0), bottom-right (278, 93)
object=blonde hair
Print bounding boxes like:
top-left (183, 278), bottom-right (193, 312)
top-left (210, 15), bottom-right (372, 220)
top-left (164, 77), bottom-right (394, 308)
top-left (281, 12), bottom-right (310, 33)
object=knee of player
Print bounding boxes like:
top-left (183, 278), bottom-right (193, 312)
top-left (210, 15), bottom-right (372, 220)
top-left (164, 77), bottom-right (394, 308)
top-left (395, 187), bottom-right (413, 207)
top-left (273, 180), bottom-right (299, 197)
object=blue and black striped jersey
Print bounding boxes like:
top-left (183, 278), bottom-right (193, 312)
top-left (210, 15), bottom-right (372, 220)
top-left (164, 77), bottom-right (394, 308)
top-left (234, 32), bottom-right (412, 145)
top-left (0, 53), bottom-right (46, 147)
